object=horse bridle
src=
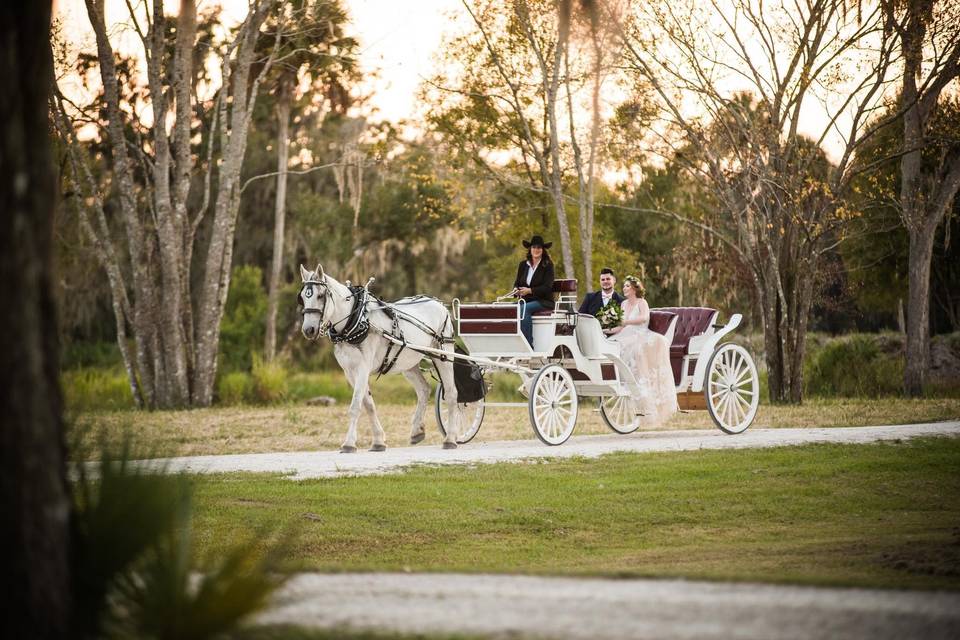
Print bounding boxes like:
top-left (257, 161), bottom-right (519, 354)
top-left (298, 277), bottom-right (331, 339)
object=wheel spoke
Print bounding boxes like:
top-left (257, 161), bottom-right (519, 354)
top-left (549, 375), bottom-right (562, 401)
top-left (536, 404), bottom-right (549, 422)
top-left (726, 392), bottom-right (737, 427)
top-left (734, 362), bottom-right (751, 384)
top-left (734, 391), bottom-right (751, 417)
top-left (544, 376), bottom-right (555, 401)
top-left (616, 398), bottom-right (627, 423)
top-left (721, 392), bottom-right (734, 426)
top-left (720, 391), bottom-right (733, 427)
top-left (731, 393), bottom-right (744, 425)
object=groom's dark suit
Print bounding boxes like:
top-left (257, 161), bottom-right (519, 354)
top-left (578, 289), bottom-right (624, 316)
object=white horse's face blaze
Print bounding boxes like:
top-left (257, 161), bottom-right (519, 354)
top-left (299, 271), bottom-right (326, 341)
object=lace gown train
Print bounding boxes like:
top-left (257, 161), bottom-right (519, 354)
top-left (610, 300), bottom-right (679, 424)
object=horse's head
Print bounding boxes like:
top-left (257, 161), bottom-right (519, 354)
top-left (299, 263), bottom-right (329, 341)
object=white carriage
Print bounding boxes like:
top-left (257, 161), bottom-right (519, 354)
top-left (435, 279), bottom-right (759, 446)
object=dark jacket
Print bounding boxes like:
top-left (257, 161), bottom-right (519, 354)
top-left (578, 290), bottom-right (624, 316)
top-left (514, 259), bottom-right (555, 309)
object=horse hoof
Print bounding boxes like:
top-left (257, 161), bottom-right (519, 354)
top-left (339, 445), bottom-right (357, 454)
top-left (369, 444), bottom-right (387, 452)
top-left (442, 441), bottom-right (458, 450)
top-left (410, 432), bottom-right (425, 445)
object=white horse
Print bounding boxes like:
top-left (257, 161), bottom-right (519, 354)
top-left (298, 264), bottom-right (462, 452)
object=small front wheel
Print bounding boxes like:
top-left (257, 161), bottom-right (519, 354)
top-left (600, 395), bottom-right (641, 434)
top-left (528, 364), bottom-right (579, 445)
top-left (435, 383), bottom-right (485, 444)
top-left (704, 343), bottom-right (759, 434)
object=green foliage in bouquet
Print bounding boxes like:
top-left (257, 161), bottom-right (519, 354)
top-left (596, 303), bottom-right (624, 330)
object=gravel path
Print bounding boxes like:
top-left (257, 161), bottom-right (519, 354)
top-left (142, 421), bottom-right (960, 479)
top-left (257, 572), bottom-right (960, 639)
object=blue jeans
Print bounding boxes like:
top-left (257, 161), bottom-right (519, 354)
top-left (520, 300), bottom-right (546, 347)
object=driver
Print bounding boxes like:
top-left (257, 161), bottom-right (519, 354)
top-left (513, 234), bottom-right (555, 347)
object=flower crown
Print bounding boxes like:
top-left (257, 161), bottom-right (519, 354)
top-left (623, 275), bottom-right (645, 296)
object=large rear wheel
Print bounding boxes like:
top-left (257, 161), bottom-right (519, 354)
top-left (435, 383), bottom-right (485, 444)
top-left (704, 343), bottom-right (759, 434)
top-left (528, 364), bottom-right (579, 445)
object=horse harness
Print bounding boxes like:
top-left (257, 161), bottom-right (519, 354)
top-left (299, 280), bottom-right (453, 374)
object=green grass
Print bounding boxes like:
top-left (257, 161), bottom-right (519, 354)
top-left (190, 437), bottom-right (960, 590)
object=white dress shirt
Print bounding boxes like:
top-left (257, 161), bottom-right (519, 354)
top-left (525, 261), bottom-right (539, 285)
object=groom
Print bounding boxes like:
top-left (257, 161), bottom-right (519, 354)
top-left (578, 268), bottom-right (623, 316)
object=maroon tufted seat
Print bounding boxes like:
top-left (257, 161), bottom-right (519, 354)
top-left (533, 279), bottom-right (577, 316)
top-left (648, 310), bottom-right (677, 340)
top-left (652, 307), bottom-right (718, 383)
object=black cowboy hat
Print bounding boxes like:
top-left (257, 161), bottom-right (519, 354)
top-left (522, 234), bottom-right (553, 249)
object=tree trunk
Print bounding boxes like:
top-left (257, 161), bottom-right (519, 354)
top-left (757, 260), bottom-right (810, 404)
top-left (904, 224), bottom-right (936, 396)
top-left (194, 1), bottom-right (273, 406)
top-left (0, 2), bottom-right (72, 636)
top-left (893, 1), bottom-right (960, 396)
top-left (84, 0), bottom-right (161, 408)
top-left (759, 276), bottom-right (785, 403)
top-left (265, 86), bottom-right (291, 361)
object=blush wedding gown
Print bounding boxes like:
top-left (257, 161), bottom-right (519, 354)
top-left (609, 299), bottom-right (679, 423)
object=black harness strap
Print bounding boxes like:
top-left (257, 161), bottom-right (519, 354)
top-left (327, 285), bottom-right (371, 345)
top-left (372, 296), bottom-right (457, 375)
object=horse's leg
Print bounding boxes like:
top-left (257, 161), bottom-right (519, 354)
top-left (436, 360), bottom-right (460, 450)
top-left (362, 389), bottom-right (387, 452)
top-left (402, 368), bottom-right (430, 445)
top-left (341, 364), bottom-right (370, 454)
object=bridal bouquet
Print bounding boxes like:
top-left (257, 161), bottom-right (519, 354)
top-left (595, 303), bottom-right (623, 331)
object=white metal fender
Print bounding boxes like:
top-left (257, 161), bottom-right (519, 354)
top-left (689, 313), bottom-right (743, 392)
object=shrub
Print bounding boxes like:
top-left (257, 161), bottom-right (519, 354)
top-left (63, 367), bottom-right (134, 412)
top-left (217, 371), bottom-right (252, 406)
top-left (805, 335), bottom-right (904, 397)
top-left (219, 265), bottom-right (267, 372)
top-left (72, 437), bottom-right (286, 639)
top-left (61, 340), bottom-right (123, 369)
top-left (251, 355), bottom-right (288, 404)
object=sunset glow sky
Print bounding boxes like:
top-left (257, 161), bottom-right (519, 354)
top-left (55, 0), bottom-right (465, 124)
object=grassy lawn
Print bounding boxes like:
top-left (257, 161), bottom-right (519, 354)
top-left (74, 395), bottom-right (960, 459)
top-left (188, 438), bottom-right (960, 590)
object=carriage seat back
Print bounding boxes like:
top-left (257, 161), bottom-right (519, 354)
top-left (533, 278), bottom-right (578, 315)
top-left (652, 307), bottom-right (718, 384)
top-left (574, 314), bottom-right (620, 358)
top-left (648, 310), bottom-right (678, 345)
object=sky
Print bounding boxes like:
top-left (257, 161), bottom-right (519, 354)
top-left (55, 0), bottom-right (464, 125)
top-left (52, 0), bottom-right (872, 161)
top-left (346, 0), bottom-right (464, 123)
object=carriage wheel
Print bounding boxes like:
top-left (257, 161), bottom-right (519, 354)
top-left (435, 383), bottom-right (485, 445)
top-left (599, 395), bottom-right (641, 434)
top-left (704, 343), bottom-right (759, 434)
top-left (528, 364), bottom-right (579, 446)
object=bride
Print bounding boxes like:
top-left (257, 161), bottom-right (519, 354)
top-left (606, 275), bottom-right (678, 423)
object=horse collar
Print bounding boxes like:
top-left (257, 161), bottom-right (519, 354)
top-left (327, 285), bottom-right (371, 345)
